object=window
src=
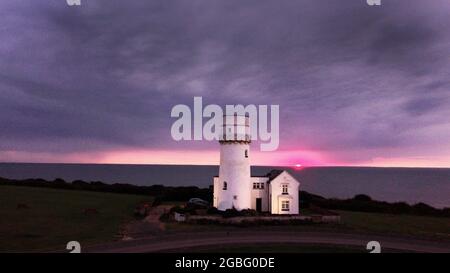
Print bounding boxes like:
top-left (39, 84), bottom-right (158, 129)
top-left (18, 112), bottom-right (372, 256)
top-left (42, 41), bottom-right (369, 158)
top-left (253, 182), bottom-right (265, 190)
top-left (245, 150), bottom-right (248, 158)
top-left (281, 200), bottom-right (290, 211)
top-left (282, 184), bottom-right (288, 195)
top-left (223, 181), bottom-right (227, 190)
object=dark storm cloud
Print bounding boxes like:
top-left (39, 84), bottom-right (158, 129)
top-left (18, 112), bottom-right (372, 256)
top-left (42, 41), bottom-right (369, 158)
top-left (0, 0), bottom-right (449, 163)
top-left (403, 97), bottom-right (445, 117)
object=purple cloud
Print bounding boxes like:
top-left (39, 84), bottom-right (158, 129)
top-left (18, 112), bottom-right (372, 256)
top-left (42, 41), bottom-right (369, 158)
top-left (0, 0), bottom-right (449, 165)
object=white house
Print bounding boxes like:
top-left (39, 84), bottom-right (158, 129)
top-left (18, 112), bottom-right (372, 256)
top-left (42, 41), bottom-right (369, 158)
top-left (213, 114), bottom-right (300, 214)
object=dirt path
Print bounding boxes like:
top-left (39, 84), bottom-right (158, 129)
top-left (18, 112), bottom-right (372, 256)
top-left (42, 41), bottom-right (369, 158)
top-left (122, 205), bottom-right (171, 239)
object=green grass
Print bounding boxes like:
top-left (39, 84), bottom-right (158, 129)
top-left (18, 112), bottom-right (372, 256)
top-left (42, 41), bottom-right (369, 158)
top-left (165, 209), bottom-right (450, 241)
top-left (2, 184), bottom-right (448, 252)
top-left (0, 185), bottom-right (152, 252)
top-left (338, 210), bottom-right (450, 239)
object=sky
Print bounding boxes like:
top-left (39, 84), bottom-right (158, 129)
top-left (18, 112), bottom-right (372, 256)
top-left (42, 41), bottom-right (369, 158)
top-left (0, 0), bottom-right (449, 167)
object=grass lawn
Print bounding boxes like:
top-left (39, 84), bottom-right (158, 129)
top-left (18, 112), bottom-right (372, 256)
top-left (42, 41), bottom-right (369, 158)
top-left (337, 210), bottom-right (450, 239)
top-left (165, 209), bottom-right (450, 241)
top-left (0, 185), bottom-right (152, 252)
top-left (2, 184), bottom-right (448, 252)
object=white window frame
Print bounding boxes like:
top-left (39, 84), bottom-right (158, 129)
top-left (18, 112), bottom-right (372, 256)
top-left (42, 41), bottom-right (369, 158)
top-left (281, 200), bottom-right (290, 211)
top-left (253, 182), bottom-right (265, 190)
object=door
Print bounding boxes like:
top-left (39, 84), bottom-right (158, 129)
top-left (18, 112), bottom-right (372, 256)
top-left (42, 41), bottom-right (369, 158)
top-left (256, 198), bottom-right (262, 212)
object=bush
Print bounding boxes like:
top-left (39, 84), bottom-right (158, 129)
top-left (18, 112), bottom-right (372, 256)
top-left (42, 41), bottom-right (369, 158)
top-left (169, 205), bottom-right (197, 215)
top-left (239, 209), bottom-right (258, 217)
top-left (207, 207), bottom-right (219, 215)
top-left (222, 208), bottom-right (241, 218)
top-left (152, 196), bottom-right (163, 207)
top-left (159, 213), bottom-right (170, 222)
top-left (353, 194), bottom-right (372, 202)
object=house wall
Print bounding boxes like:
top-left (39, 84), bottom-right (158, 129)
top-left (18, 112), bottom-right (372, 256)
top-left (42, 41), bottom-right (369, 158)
top-left (270, 171), bottom-right (300, 215)
top-left (250, 177), bottom-right (269, 212)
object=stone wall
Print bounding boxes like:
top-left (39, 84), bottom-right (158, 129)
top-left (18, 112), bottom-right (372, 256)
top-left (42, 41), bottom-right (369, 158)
top-left (186, 214), bottom-right (340, 224)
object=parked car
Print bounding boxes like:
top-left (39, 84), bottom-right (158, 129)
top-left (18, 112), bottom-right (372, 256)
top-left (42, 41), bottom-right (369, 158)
top-left (187, 198), bottom-right (210, 208)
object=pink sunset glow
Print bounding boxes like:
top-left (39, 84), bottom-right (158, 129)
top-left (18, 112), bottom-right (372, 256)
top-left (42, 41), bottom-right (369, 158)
top-left (1, 149), bottom-right (449, 168)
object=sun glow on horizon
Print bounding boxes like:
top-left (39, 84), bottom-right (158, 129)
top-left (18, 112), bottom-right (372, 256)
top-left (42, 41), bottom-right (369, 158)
top-left (0, 149), bottom-right (448, 169)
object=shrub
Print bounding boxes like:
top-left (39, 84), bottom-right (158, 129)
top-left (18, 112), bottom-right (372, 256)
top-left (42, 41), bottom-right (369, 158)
top-left (353, 194), bottom-right (372, 202)
top-left (207, 207), bottom-right (219, 215)
top-left (152, 196), bottom-right (163, 207)
top-left (239, 209), bottom-right (258, 217)
top-left (222, 208), bottom-right (241, 218)
top-left (159, 213), bottom-right (170, 222)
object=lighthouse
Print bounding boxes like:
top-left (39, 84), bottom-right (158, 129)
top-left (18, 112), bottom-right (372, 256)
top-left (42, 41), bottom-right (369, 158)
top-left (212, 113), bottom-right (300, 214)
top-left (214, 114), bottom-right (251, 211)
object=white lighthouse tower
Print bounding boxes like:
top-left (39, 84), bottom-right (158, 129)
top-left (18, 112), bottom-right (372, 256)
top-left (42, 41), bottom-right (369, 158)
top-left (213, 114), bottom-right (251, 211)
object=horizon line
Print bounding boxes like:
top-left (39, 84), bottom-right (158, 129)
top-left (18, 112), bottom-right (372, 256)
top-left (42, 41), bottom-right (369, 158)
top-left (0, 161), bottom-right (449, 169)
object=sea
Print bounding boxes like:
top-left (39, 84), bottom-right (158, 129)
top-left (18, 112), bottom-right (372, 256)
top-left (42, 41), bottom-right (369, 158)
top-left (0, 163), bottom-right (449, 208)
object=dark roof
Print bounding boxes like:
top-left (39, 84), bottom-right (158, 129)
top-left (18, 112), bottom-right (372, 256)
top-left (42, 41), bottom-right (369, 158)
top-left (266, 169), bottom-right (284, 182)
